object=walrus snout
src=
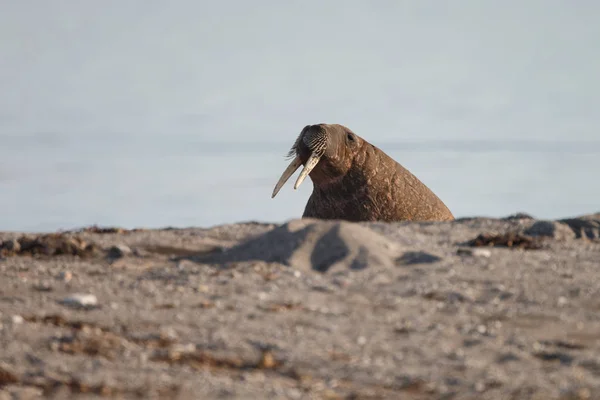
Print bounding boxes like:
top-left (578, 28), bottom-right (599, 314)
top-left (271, 124), bottom-right (329, 199)
top-left (299, 125), bottom-right (327, 159)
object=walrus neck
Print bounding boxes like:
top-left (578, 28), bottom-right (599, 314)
top-left (311, 171), bottom-right (368, 202)
top-left (312, 175), bottom-right (345, 191)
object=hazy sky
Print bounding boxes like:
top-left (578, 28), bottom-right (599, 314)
top-left (1, 0), bottom-right (599, 141)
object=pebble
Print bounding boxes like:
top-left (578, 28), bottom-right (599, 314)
top-left (11, 315), bottom-right (24, 324)
top-left (457, 248), bottom-right (492, 258)
top-left (108, 244), bottom-right (132, 258)
top-left (58, 271), bottom-right (72, 282)
top-left (197, 284), bottom-right (209, 293)
top-left (332, 277), bottom-right (351, 288)
top-left (257, 292), bottom-right (268, 300)
top-left (1, 239), bottom-right (20, 252)
top-left (397, 251), bottom-right (442, 265)
top-left (472, 248), bottom-right (492, 258)
top-left (169, 343), bottom-right (195, 356)
top-left (578, 388), bottom-right (592, 399)
top-left (59, 293), bottom-right (98, 309)
top-left (32, 280), bottom-right (53, 292)
top-left (177, 260), bottom-right (195, 270)
top-left (558, 296), bottom-right (568, 306)
top-left (524, 220), bottom-right (576, 240)
top-left (133, 248), bottom-right (149, 257)
top-left (160, 326), bottom-right (179, 341)
top-left (372, 273), bottom-right (392, 285)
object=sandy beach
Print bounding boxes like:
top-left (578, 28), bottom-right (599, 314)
top-left (0, 213), bottom-right (599, 399)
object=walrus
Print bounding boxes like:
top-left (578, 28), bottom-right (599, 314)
top-left (271, 123), bottom-right (454, 222)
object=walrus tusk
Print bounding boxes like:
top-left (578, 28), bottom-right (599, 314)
top-left (272, 155), bottom-right (302, 198)
top-left (294, 152), bottom-right (322, 190)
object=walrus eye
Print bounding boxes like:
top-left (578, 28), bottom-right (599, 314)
top-left (346, 133), bottom-right (355, 142)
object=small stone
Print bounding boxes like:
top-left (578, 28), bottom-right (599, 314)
top-left (32, 280), bottom-right (53, 292)
top-left (196, 285), bottom-right (209, 293)
top-left (475, 381), bottom-right (486, 392)
top-left (11, 315), bottom-right (24, 324)
top-left (258, 292), bottom-right (268, 300)
top-left (108, 244), bottom-right (131, 258)
top-left (524, 220), bottom-right (576, 241)
top-left (59, 293), bottom-right (98, 309)
top-left (332, 277), bottom-right (351, 288)
top-left (293, 270), bottom-right (301, 278)
top-left (177, 260), bottom-right (196, 270)
top-left (258, 351), bottom-right (277, 369)
top-left (457, 248), bottom-right (472, 256)
top-left (558, 296), bottom-right (568, 306)
top-left (133, 248), bottom-right (149, 257)
top-left (578, 388), bottom-right (591, 399)
top-left (160, 326), bottom-right (179, 341)
top-left (1, 239), bottom-right (20, 253)
top-left (397, 251), bottom-right (442, 265)
top-left (168, 343), bottom-right (196, 358)
top-left (58, 271), bottom-right (72, 282)
top-left (457, 248), bottom-right (491, 258)
top-left (357, 336), bottom-right (367, 345)
top-left (472, 248), bottom-right (492, 258)
top-left (372, 273), bottom-right (392, 285)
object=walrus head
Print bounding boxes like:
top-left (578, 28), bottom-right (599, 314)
top-left (271, 123), bottom-right (363, 198)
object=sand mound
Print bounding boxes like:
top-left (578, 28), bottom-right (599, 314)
top-left (559, 213), bottom-right (600, 239)
top-left (512, 213), bottom-right (600, 241)
top-left (206, 218), bottom-right (400, 273)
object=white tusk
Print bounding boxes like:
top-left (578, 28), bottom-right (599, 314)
top-left (294, 152), bottom-right (322, 190)
top-left (271, 155), bottom-right (302, 198)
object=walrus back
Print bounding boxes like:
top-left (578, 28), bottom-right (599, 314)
top-left (372, 144), bottom-right (454, 222)
top-left (302, 142), bottom-right (454, 222)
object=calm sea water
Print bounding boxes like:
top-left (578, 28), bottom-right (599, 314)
top-left (1, 2), bottom-right (599, 231)
top-left (1, 134), bottom-right (598, 232)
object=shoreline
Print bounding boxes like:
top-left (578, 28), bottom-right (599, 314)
top-left (3, 209), bottom-right (598, 236)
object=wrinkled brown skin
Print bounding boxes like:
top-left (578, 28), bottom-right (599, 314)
top-left (296, 124), bottom-right (455, 222)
